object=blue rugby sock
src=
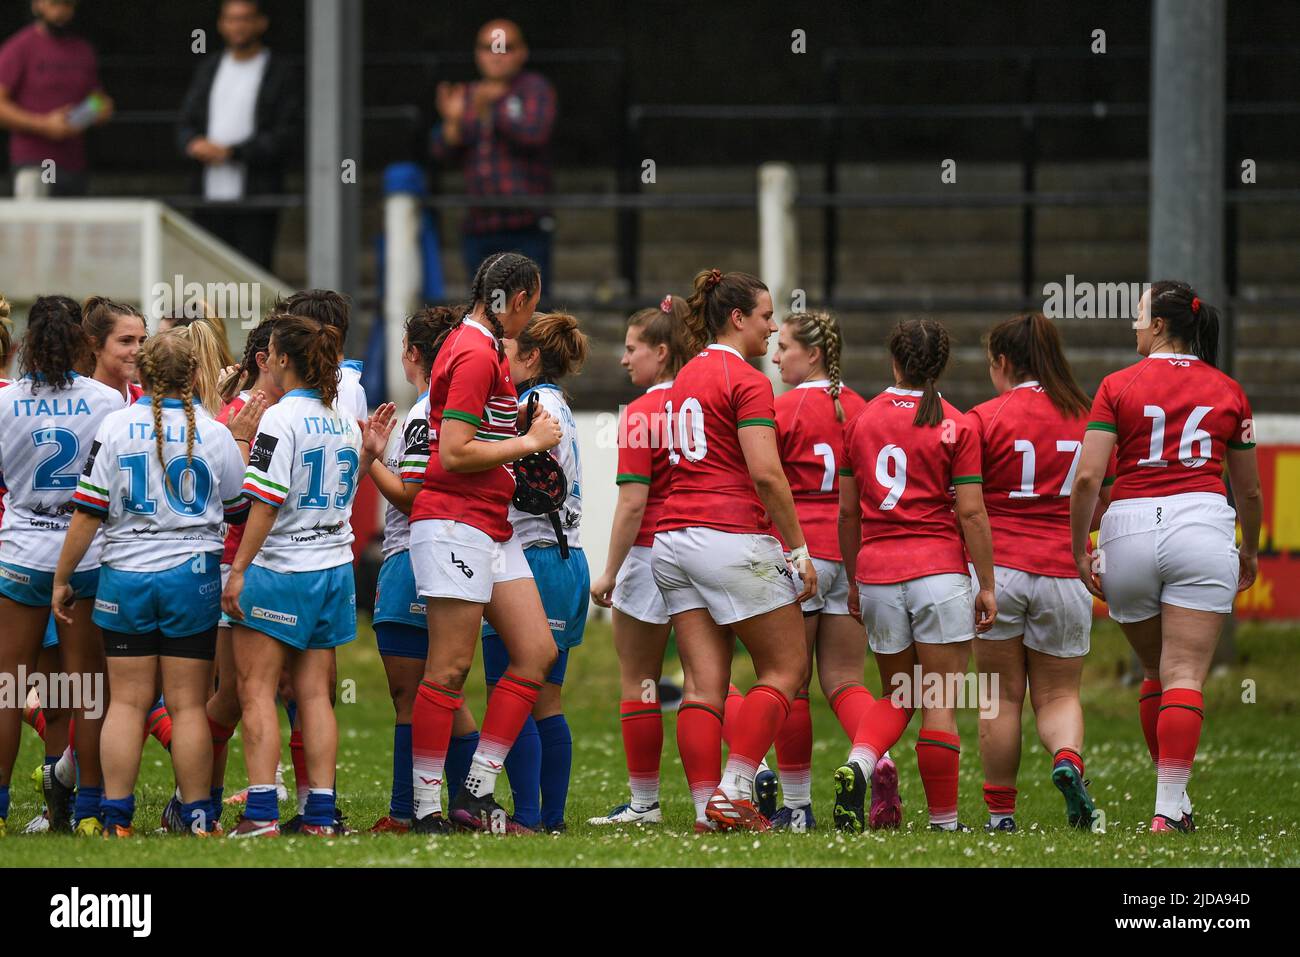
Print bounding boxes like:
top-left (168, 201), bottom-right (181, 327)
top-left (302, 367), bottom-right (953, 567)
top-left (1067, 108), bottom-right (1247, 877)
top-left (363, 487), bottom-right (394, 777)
top-left (180, 799), bottom-right (209, 832)
top-left (74, 785), bottom-right (103, 824)
top-left (303, 788), bottom-right (335, 827)
top-left (284, 699), bottom-right (298, 729)
top-left (391, 723), bottom-right (413, 819)
top-left (101, 795), bottom-right (134, 829)
top-left (245, 784), bottom-right (279, 822)
top-left (445, 731), bottom-right (478, 803)
top-left (0, 784), bottom-right (9, 820)
top-left (504, 716), bottom-right (542, 830)
top-left (537, 714), bottom-right (572, 829)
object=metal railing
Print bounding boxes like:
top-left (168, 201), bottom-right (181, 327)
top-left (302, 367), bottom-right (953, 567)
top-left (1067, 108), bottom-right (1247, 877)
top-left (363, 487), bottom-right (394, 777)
top-left (83, 42), bottom-right (1300, 318)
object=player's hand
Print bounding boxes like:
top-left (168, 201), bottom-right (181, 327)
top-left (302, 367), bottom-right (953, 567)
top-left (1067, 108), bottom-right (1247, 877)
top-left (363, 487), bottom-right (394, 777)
top-left (216, 363), bottom-right (242, 395)
top-left (51, 582), bottom-right (76, 626)
top-left (1237, 550), bottom-right (1258, 593)
top-left (221, 568), bottom-right (245, 621)
top-left (847, 580), bottom-right (862, 624)
top-left (228, 390), bottom-right (268, 444)
top-left (591, 570), bottom-right (616, 608)
top-left (362, 402), bottom-right (398, 460)
top-left (790, 551), bottom-right (817, 604)
top-left (523, 407), bottom-right (562, 453)
top-left (1076, 550), bottom-right (1105, 600)
top-left (974, 587), bottom-right (997, 633)
top-left (436, 81), bottom-right (467, 123)
top-left (42, 107), bottom-right (75, 141)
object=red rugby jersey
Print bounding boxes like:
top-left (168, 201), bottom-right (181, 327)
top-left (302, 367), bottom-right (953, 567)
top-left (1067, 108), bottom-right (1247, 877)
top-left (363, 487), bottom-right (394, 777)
top-left (968, 381), bottom-right (1111, 578)
top-left (1087, 353), bottom-right (1254, 501)
top-left (410, 318), bottom-right (519, 542)
top-left (775, 380), bottom-right (867, 561)
top-left (616, 380), bottom-right (674, 548)
top-left (842, 387), bottom-right (982, 584)
top-left (657, 344), bottom-right (778, 537)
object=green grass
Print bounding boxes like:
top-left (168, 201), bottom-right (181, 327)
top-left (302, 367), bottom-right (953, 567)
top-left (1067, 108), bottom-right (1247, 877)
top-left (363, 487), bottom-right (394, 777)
top-left (5, 617), bottom-right (1299, 867)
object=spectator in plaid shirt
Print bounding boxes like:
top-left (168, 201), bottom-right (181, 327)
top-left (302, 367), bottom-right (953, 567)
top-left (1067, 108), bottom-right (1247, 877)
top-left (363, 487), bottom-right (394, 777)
top-left (432, 19), bottom-right (557, 291)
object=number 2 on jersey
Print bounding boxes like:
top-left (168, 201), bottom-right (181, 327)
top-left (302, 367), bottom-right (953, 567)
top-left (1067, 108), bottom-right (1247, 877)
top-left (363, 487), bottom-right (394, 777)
top-left (31, 427), bottom-right (81, 491)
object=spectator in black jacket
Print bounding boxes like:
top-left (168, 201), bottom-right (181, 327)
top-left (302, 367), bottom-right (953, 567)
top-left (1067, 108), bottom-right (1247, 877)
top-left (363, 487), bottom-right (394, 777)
top-left (177, 0), bottom-right (299, 271)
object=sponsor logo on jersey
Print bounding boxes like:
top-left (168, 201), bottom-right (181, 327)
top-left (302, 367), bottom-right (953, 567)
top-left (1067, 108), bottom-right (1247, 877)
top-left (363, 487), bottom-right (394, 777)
top-left (248, 433), bottom-right (278, 471)
top-left (405, 419), bottom-right (429, 451)
top-left (82, 440), bottom-right (101, 476)
top-left (251, 606), bottom-right (298, 626)
top-left (199, 581), bottom-right (221, 598)
top-left (891, 400), bottom-right (916, 409)
top-left (94, 598), bottom-right (120, 615)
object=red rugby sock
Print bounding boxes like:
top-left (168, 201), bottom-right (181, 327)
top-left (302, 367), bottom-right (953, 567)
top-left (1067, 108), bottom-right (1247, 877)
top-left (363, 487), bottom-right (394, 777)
top-left (916, 729), bottom-right (961, 826)
top-left (620, 699), bottom-right (663, 807)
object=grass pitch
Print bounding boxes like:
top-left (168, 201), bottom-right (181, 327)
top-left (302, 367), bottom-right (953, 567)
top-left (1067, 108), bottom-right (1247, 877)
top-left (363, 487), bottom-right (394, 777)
top-left (7, 617), bottom-right (1299, 867)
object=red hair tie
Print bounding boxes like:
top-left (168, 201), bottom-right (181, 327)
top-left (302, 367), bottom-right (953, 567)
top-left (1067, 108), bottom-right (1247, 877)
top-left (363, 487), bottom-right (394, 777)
top-left (705, 268), bottom-right (723, 290)
top-left (1191, 296), bottom-right (1201, 314)
top-left (660, 294), bottom-right (673, 314)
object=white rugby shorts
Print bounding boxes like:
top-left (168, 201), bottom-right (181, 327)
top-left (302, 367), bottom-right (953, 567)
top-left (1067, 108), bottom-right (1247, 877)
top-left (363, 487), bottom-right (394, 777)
top-left (858, 573), bottom-right (975, 654)
top-left (651, 527), bottom-right (797, 626)
top-left (973, 564), bottom-right (1091, 658)
top-left (612, 545), bottom-right (670, 625)
top-left (1097, 492), bottom-right (1239, 622)
top-left (410, 520), bottom-right (532, 605)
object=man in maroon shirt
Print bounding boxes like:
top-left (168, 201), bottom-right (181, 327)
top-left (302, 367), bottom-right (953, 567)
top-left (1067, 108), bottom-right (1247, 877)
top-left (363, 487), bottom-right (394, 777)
top-left (431, 18), bottom-right (557, 290)
top-left (0, 0), bottom-right (114, 197)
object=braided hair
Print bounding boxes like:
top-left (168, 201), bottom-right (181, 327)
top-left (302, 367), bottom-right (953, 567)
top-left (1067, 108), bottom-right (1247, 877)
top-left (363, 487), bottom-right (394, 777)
top-left (1147, 279), bottom-right (1220, 368)
top-left (222, 315), bottom-right (278, 402)
top-left (887, 318), bottom-right (951, 427)
top-left (469, 252), bottom-right (542, 357)
top-left (137, 330), bottom-right (199, 496)
top-left (406, 305), bottom-right (463, 377)
top-left (786, 311), bottom-right (847, 421)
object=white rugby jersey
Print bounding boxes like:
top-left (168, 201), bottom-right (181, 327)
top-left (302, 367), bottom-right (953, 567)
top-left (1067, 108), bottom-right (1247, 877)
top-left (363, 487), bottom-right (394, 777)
top-left (338, 360), bottom-right (369, 423)
top-left (73, 398), bottom-right (249, 571)
top-left (0, 374), bottom-right (126, 571)
top-left (242, 388), bottom-right (362, 573)
top-left (508, 383), bottom-right (583, 550)
top-left (380, 395), bottom-right (430, 560)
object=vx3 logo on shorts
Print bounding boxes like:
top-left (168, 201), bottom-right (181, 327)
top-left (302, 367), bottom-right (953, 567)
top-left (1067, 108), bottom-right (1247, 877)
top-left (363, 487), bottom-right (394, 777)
top-left (1156, 506), bottom-right (1163, 526)
top-left (450, 552), bottom-right (474, 579)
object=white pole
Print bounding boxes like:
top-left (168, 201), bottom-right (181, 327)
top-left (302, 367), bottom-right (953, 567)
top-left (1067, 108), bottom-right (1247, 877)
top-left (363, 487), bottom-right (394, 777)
top-left (383, 189), bottom-right (421, 409)
top-left (758, 162), bottom-right (799, 388)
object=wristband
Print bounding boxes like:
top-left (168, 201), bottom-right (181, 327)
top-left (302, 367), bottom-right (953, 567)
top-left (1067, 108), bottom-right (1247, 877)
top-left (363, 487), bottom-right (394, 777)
top-left (788, 544), bottom-right (811, 565)
top-left (234, 437), bottom-right (251, 445)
